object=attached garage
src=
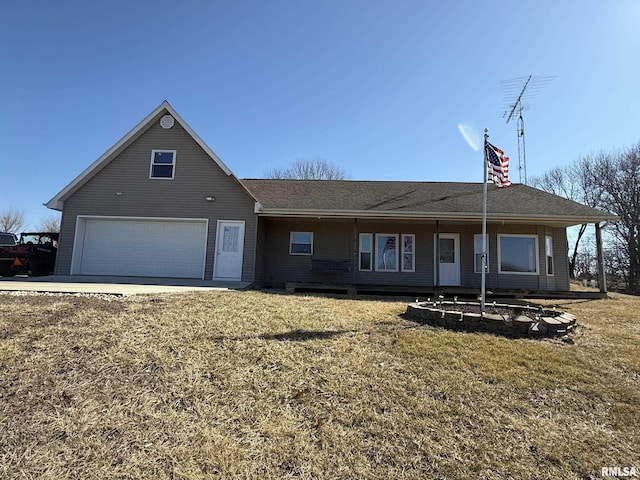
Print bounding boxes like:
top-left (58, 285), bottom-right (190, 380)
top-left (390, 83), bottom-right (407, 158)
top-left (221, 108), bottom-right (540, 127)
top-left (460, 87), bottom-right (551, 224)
top-left (71, 217), bottom-right (208, 279)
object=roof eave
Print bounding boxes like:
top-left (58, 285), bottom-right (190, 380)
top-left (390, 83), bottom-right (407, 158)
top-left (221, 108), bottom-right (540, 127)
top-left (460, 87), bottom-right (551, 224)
top-left (45, 200), bottom-right (64, 212)
top-left (255, 208), bottom-right (617, 226)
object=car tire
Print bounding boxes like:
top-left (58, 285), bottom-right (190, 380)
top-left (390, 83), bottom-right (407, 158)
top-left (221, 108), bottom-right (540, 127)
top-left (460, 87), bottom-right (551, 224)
top-left (1, 263), bottom-right (16, 277)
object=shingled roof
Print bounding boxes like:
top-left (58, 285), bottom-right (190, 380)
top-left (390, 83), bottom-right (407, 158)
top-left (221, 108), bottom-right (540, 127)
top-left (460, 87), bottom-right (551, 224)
top-left (241, 179), bottom-right (616, 227)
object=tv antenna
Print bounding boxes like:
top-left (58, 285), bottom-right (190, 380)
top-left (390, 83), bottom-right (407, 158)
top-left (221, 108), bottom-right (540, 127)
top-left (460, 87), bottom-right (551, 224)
top-left (501, 75), bottom-right (555, 184)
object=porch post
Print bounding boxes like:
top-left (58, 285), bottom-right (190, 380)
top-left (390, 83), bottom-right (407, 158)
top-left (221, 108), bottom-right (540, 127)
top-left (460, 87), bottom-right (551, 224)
top-left (353, 218), bottom-right (358, 284)
top-left (595, 222), bottom-right (607, 293)
top-left (435, 220), bottom-right (440, 288)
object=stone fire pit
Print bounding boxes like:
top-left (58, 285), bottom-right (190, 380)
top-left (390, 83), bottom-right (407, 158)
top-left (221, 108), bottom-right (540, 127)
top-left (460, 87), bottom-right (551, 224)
top-left (405, 299), bottom-right (576, 337)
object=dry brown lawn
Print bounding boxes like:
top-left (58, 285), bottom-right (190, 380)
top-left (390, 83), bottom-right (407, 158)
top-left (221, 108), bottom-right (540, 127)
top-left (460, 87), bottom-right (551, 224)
top-left (0, 290), bottom-right (638, 479)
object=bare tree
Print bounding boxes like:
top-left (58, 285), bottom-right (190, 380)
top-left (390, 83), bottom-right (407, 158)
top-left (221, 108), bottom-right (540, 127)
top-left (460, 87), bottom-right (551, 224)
top-left (603, 244), bottom-right (628, 291)
top-left (37, 215), bottom-right (61, 232)
top-left (530, 165), bottom-right (577, 199)
top-left (518, 141), bottom-right (640, 293)
top-left (265, 158), bottom-right (349, 180)
top-left (587, 143), bottom-right (640, 294)
top-left (530, 160), bottom-right (596, 278)
top-left (0, 207), bottom-right (26, 233)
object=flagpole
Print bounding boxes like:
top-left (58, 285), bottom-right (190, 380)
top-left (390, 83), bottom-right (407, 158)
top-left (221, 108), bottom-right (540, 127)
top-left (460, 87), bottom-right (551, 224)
top-left (481, 128), bottom-right (489, 314)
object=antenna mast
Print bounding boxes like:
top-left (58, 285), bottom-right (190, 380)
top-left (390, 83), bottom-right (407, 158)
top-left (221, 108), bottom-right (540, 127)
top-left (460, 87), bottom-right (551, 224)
top-left (501, 75), bottom-right (555, 184)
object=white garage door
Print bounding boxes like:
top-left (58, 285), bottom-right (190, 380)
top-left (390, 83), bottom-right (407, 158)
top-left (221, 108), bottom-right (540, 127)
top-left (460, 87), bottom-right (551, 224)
top-left (77, 218), bottom-right (207, 278)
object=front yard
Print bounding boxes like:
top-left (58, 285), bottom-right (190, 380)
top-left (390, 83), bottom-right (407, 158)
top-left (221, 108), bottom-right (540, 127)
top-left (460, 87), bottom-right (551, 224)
top-left (0, 290), bottom-right (638, 479)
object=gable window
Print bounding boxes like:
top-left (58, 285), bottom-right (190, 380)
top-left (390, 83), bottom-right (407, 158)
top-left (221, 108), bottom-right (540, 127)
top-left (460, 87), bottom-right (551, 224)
top-left (498, 234), bottom-right (539, 274)
top-left (290, 232), bottom-right (313, 255)
top-left (545, 236), bottom-right (554, 276)
top-left (376, 234), bottom-right (398, 272)
top-left (474, 234), bottom-right (489, 273)
top-left (359, 233), bottom-right (372, 271)
top-left (401, 234), bottom-right (415, 272)
top-left (150, 150), bottom-right (176, 179)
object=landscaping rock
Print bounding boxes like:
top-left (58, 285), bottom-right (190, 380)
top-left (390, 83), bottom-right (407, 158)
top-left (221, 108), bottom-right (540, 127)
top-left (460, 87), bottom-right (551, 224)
top-left (513, 315), bottom-right (534, 334)
top-left (444, 310), bottom-right (464, 329)
top-left (463, 312), bottom-right (482, 331)
top-left (405, 301), bottom-right (576, 339)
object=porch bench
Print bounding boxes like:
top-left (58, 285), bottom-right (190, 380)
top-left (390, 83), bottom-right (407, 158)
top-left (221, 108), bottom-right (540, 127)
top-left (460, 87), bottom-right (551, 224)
top-left (311, 258), bottom-right (351, 272)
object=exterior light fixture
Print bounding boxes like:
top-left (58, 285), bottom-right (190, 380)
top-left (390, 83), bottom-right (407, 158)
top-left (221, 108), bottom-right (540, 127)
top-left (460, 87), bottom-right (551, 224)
top-left (206, 196), bottom-right (216, 202)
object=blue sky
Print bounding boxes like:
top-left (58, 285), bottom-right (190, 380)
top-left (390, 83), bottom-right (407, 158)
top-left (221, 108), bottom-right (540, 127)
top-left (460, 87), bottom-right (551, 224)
top-left (2, 0), bottom-right (639, 227)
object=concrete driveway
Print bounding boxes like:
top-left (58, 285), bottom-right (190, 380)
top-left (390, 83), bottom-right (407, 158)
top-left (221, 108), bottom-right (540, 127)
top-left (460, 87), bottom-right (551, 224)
top-left (0, 275), bottom-right (252, 296)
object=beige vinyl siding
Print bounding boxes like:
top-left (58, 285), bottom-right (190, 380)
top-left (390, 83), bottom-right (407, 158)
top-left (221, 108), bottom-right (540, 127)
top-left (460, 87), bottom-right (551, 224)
top-left (57, 120), bottom-right (257, 281)
top-left (260, 219), bottom-right (354, 286)
top-left (253, 218), bottom-right (269, 287)
top-left (553, 227), bottom-right (570, 290)
top-left (261, 219), bottom-right (446, 288)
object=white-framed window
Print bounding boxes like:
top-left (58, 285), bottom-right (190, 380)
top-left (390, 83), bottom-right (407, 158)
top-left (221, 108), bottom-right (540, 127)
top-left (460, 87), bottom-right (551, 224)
top-left (359, 233), bottom-right (373, 271)
top-left (545, 236), bottom-right (554, 276)
top-left (375, 234), bottom-right (398, 272)
top-left (150, 150), bottom-right (177, 179)
top-left (498, 234), bottom-right (539, 274)
top-left (289, 232), bottom-right (313, 255)
top-left (401, 234), bottom-right (415, 272)
top-left (474, 234), bottom-right (489, 274)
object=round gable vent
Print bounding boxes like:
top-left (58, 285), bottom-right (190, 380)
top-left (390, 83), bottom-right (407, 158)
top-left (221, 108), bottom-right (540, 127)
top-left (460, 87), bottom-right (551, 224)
top-left (160, 115), bottom-right (175, 129)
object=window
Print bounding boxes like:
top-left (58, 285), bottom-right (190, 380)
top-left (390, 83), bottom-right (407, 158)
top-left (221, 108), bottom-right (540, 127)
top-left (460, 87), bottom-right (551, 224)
top-left (0, 233), bottom-right (17, 246)
top-left (498, 234), bottom-right (539, 274)
top-left (474, 234), bottom-right (489, 273)
top-left (150, 150), bottom-right (176, 179)
top-left (439, 237), bottom-right (455, 263)
top-left (222, 225), bottom-right (240, 253)
top-left (359, 233), bottom-right (372, 271)
top-left (290, 232), bottom-right (313, 255)
top-left (401, 234), bottom-right (415, 272)
top-left (375, 234), bottom-right (398, 272)
top-left (545, 236), bottom-right (554, 276)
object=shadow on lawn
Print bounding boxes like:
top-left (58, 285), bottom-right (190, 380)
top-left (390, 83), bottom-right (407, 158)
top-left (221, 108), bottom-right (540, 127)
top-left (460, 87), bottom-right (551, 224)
top-left (260, 329), bottom-right (354, 341)
top-left (211, 329), bottom-right (356, 342)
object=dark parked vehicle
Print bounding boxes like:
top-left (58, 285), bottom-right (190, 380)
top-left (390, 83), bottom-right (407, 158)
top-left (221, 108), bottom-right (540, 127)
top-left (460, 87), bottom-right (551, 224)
top-left (0, 232), bottom-right (59, 277)
top-left (0, 232), bottom-right (18, 246)
top-left (0, 232), bottom-right (18, 276)
top-left (0, 233), bottom-right (18, 247)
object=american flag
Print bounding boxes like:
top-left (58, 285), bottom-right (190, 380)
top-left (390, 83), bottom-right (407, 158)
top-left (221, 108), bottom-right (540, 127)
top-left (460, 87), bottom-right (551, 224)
top-left (485, 141), bottom-right (511, 187)
top-left (383, 236), bottom-right (396, 253)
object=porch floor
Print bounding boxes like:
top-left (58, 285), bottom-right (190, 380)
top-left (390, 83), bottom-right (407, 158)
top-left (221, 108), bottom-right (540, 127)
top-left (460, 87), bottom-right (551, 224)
top-left (284, 282), bottom-right (607, 300)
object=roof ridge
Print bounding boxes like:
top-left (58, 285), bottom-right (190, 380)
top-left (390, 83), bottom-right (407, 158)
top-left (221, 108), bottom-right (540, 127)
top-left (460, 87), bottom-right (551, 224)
top-left (242, 178), bottom-right (495, 185)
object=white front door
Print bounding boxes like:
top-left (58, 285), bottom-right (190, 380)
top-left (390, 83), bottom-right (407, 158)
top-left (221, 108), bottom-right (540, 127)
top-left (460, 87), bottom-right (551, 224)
top-left (434, 233), bottom-right (460, 286)
top-left (214, 221), bottom-right (245, 280)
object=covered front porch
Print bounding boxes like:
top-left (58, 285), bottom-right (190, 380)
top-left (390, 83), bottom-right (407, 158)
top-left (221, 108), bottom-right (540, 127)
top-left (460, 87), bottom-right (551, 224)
top-left (255, 216), bottom-right (609, 297)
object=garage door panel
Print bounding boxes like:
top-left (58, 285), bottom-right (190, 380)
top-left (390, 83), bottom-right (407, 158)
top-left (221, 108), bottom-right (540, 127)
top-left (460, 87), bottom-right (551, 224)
top-left (78, 218), bottom-right (207, 278)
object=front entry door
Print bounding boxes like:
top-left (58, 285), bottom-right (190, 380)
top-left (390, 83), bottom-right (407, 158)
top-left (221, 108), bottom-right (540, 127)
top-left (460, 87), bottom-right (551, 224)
top-left (434, 233), bottom-right (461, 286)
top-left (214, 221), bottom-right (245, 280)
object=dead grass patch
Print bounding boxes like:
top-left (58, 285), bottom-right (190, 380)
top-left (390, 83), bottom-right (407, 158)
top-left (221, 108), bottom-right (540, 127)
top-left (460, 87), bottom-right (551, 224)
top-left (1, 290), bottom-right (638, 479)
